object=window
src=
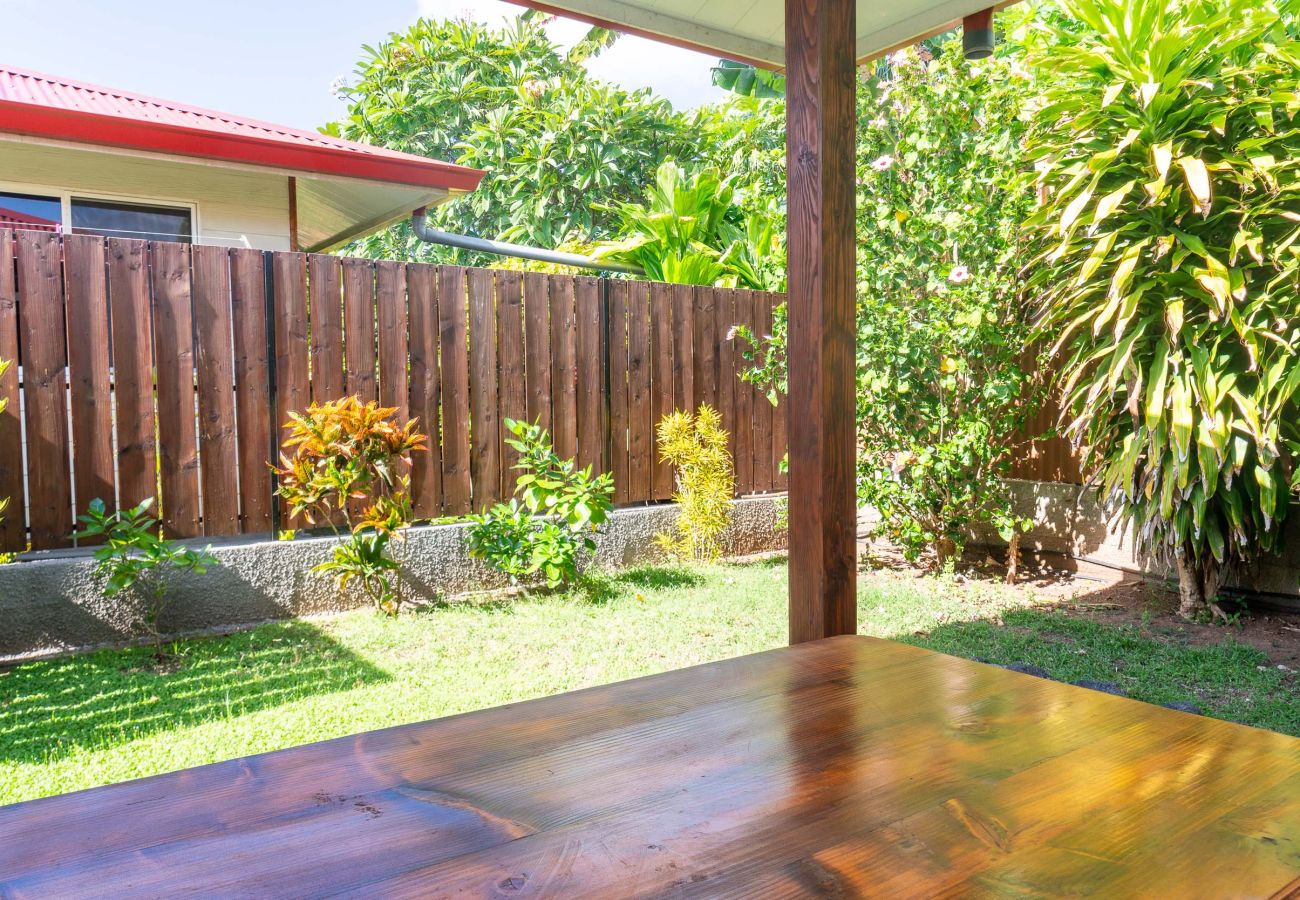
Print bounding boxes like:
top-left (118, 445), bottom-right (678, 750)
top-left (71, 198), bottom-right (192, 243)
top-left (0, 191), bottom-right (62, 232)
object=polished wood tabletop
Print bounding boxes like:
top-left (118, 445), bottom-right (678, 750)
top-left (2, 635), bottom-right (1298, 898)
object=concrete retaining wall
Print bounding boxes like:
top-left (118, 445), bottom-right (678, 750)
top-left (969, 480), bottom-right (1300, 601)
top-left (0, 497), bottom-right (787, 663)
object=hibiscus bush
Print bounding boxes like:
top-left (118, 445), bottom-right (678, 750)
top-left (851, 35), bottom-right (1044, 567)
top-left (742, 33), bottom-right (1040, 567)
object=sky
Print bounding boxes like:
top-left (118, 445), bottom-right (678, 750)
top-left (0, 0), bottom-right (726, 132)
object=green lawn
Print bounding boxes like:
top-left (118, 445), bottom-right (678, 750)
top-left (1, 557), bottom-right (1295, 806)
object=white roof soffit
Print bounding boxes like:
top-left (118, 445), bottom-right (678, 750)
top-left (514, 0), bottom-right (1010, 69)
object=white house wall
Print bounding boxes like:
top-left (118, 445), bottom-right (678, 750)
top-left (0, 137), bottom-right (291, 250)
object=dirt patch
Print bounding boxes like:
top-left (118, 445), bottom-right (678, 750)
top-left (859, 536), bottom-right (1300, 669)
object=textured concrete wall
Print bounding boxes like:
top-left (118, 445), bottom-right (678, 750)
top-left (969, 480), bottom-right (1300, 600)
top-left (0, 498), bottom-right (787, 662)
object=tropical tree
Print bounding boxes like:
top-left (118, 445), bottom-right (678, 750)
top-left (1025, 0), bottom-right (1300, 618)
top-left (330, 15), bottom-right (693, 261)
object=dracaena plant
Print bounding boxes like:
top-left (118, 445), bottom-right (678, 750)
top-left (274, 397), bottom-right (427, 615)
top-left (1025, 0), bottom-right (1300, 619)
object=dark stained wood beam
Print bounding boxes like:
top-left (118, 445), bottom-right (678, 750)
top-left (785, 0), bottom-right (857, 643)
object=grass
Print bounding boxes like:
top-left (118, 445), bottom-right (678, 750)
top-left (1, 557), bottom-right (1295, 806)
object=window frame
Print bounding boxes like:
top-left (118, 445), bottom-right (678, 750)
top-left (0, 179), bottom-right (200, 243)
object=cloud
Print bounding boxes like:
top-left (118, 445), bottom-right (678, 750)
top-left (411, 0), bottom-right (725, 109)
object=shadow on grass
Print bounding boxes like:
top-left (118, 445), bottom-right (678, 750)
top-left (0, 621), bottom-right (389, 764)
top-left (903, 609), bottom-right (1300, 738)
top-left (616, 565), bottom-right (705, 590)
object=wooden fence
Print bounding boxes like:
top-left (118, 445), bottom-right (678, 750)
top-left (0, 230), bottom-right (787, 552)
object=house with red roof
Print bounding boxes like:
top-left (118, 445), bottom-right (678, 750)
top-left (0, 66), bottom-right (482, 252)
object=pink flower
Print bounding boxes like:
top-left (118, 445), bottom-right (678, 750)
top-left (725, 325), bottom-right (741, 341)
top-left (871, 155), bottom-right (894, 172)
top-left (948, 265), bottom-right (972, 285)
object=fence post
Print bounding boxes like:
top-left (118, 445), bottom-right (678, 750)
top-left (263, 250), bottom-right (280, 531)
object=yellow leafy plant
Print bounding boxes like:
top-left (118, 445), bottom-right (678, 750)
top-left (654, 405), bottom-right (735, 562)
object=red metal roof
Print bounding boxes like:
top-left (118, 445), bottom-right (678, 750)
top-left (0, 65), bottom-right (483, 192)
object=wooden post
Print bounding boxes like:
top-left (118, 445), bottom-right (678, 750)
top-left (287, 176), bottom-right (299, 252)
top-left (785, 0), bottom-right (857, 643)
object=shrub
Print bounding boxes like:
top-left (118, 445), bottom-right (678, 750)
top-left (739, 33), bottom-right (1039, 568)
top-left (654, 406), bottom-right (735, 562)
top-left (1025, 0), bottom-right (1300, 618)
top-left (72, 498), bottom-right (215, 650)
top-left (468, 419), bottom-right (614, 589)
top-left (274, 397), bottom-right (426, 615)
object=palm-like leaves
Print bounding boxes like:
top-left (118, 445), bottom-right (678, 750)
top-left (1026, 0), bottom-right (1300, 614)
top-left (594, 161), bottom-right (782, 288)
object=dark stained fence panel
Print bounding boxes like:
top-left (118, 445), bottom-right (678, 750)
top-left (523, 273), bottom-right (552, 433)
top-left (626, 281), bottom-right (652, 502)
top-left (607, 280), bottom-right (630, 505)
top-left (272, 252), bottom-right (310, 436)
top-left (407, 264), bottom-right (442, 518)
top-left (308, 254), bottom-right (344, 403)
top-left (714, 288), bottom-right (738, 486)
top-left (495, 271), bottom-right (525, 497)
top-left (649, 282), bottom-right (675, 501)
top-left (574, 277), bottom-right (604, 476)
top-left (107, 239), bottom-right (156, 515)
top-left (0, 231), bottom-right (23, 551)
top-left (192, 245), bottom-right (240, 536)
top-left (692, 285), bottom-right (718, 413)
top-left (671, 282), bottom-right (694, 412)
top-left (467, 268), bottom-right (501, 512)
top-left (437, 266), bottom-right (471, 515)
top-left (376, 260), bottom-right (409, 421)
top-left (549, 278), bottom-right (577, 462)
top-left (752, 296), bottom-right (774, 492)
top-left (342, 258), bottom-right (377, 402)
top-left (230, 249), bottom-right (273, 533)
top-left (63, 234), bottom-right (114, 523)
top-left (733, 290), bottom-right (756, 495)
top-left (151, 240), bottom-right (201, 538)
top-left (17, 231), bottom-right (72, 548)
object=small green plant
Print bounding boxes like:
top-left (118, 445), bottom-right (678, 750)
top-left (72, 498), bottom-right (215, 650)
top-left (654, 405), bottom-right (735, 562)
top-left (274, 396), bottom-right (426, 615)
top-left (468, 418), bottom-right (614, 589)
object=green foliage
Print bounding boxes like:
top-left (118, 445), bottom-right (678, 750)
top-left (468, 419), bottom-right (614, 588)
top-left (740, 32), bottom-right (1040, 566)
top-left (855, 37), bottom-right (1040, 566)
top-left (594, 161), bottom-right (784, 290)
top-left (72, 498), bottom-right (215, 643)
top-left (274, 397), bottom-right (426, 615)
top-left (332, 15), bottom-right (692, 260)
top-left (1024, 0), bottom-right (1300, 616)
top-left (654, 406), bottom-right (736, 562)
top-left (711, 59), bottom-right (786, 98)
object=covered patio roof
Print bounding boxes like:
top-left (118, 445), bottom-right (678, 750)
top-left (516, 0), bottom-right (1001, 67)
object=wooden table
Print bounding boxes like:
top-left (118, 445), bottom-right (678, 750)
top-left (2, 636), bottom-right (1298, 897)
